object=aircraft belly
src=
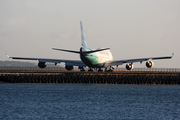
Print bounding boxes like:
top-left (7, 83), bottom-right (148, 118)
top-left (80, 55), bottom-right (98, 67)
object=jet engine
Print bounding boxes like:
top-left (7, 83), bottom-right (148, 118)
top-left (38, 62), bottom-right (46, 68)
top-left (65, 65), bottom-right (73, 71)
top-left (146, 61), bottom-right (154, 68)
top-left (126, 63), bottom-right (134, 70)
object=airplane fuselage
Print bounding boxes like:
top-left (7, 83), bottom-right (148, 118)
top-left (80, 47), bottom-right (113, 68)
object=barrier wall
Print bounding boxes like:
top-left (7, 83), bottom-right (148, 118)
top-left (0, 71), bottom-right (180, 85)
top-left (0, 67), bottom-right (180, 72)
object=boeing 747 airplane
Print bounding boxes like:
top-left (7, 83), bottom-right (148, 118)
top-left (7, 21), bottom-right (174, 71)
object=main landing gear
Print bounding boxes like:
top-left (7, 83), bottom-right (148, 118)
top-left (79, 66), bottom-right (114, 72)
top-left (79, 66), bottom-right (85, 71)
top-left (88, 68), bottom-right (93, 71)
top-left (98, 68), bottom-right (103, 72)
top-left (105, 66), bottom-right (114, 72)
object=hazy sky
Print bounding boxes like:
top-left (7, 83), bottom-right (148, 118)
top-left (0, 0), bottom-right (180, 68)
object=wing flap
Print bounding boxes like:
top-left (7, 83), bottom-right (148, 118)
top-left (107, 53), bottom-right (174, 67)
top-left (7, 55), bottom-right (86, 67)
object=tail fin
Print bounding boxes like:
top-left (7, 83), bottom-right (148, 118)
top-left (80, 21), bottom-right (88, 48)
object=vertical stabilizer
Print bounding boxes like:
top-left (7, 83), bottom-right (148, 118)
top-left (80, 21), bottom-right (88, 48)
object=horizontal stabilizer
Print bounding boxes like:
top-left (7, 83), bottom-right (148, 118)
top-left (83, 48), bottom-right (110, 53)
top-left (52, 48), bottom-right (110, 54)
top-left (52, 48), bottom-right (80, 53)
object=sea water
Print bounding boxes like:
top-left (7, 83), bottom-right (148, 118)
top-left (0, 84), bottom-right (180, 119)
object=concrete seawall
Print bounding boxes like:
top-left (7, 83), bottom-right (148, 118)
top-left (0, 71), bottom-right (180, 85)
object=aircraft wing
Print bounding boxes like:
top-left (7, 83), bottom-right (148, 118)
top-left (6, 54), bottom-right (86, 67)
top-left (105, 53), bottom-right (174, 67)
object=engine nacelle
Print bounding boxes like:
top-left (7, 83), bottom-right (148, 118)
top-left (65, 65), bottom-right (73, 71)
top-left (38, 62), bottom-right (46, 68)
top-left (146, 61), bottom-right (154, 68)
top-left (126, 63), bottom-right (134, 70)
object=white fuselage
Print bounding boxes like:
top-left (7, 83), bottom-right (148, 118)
top-left (95, 49), bottom-right (113, 63)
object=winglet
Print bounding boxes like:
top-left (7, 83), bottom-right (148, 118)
top-left (172, 53), bottom-right (174, 58)
top-left (6, 53), bottom-right (10, 58)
